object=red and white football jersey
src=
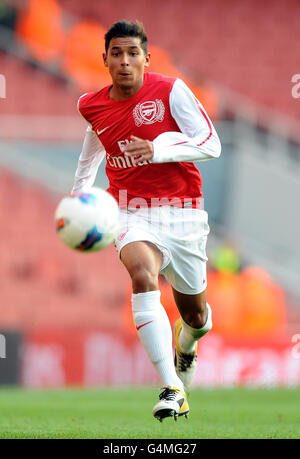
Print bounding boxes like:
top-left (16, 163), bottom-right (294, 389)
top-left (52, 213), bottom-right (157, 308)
top-left (73, 72), bottom-right (221, 207)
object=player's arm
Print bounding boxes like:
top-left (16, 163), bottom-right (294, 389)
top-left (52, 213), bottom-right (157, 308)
top-left (72, 125), bottom-right (106, 192)
top-left (152, 78), bottom-right (221, 163)
top-left (124, 78), bottom-right (221, 163)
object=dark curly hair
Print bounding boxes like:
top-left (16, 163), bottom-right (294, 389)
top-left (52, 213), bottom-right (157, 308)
top-left (105, 20), bottom-right (148, 54)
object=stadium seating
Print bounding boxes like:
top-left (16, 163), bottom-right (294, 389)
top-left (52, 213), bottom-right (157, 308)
top-left (16, 0), bottom-right (64, 63)
top-left (57, 0), bottom-right (300, 120)
top-left (2, 0), bottom-right (299, 119)
top-left (0, 169), bottom-right (130, 330)
top-left (0, 53), bottom-right (76, 115)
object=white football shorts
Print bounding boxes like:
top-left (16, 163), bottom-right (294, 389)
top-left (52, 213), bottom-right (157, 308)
top-left (114, 206), bottom-right (210, 295)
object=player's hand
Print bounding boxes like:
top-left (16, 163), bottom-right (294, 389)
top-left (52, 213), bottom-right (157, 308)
top-left (124, 135), bottom-right (154, 162)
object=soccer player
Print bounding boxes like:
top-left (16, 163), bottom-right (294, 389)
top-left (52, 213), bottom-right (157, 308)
top-left (72, 20), bottom-right (221, 422)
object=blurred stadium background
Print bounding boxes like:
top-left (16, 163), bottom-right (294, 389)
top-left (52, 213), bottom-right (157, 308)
top-left (0, 0), bottom-right (300, 389)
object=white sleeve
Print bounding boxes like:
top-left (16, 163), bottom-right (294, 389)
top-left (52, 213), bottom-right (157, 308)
top-left (152, 78), bottom-right (221, 163)
top-left (72, 125), bottom-right (106, 192)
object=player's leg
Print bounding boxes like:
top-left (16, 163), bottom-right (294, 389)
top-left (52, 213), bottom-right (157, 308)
top-left (172, 287), bottom-right (212, 393)
top-left (120, 240), bottom-right (162, 293)
top-left (158, 206), bottom-right (212, 393)
top-left (172, 288), bottom-right (211, 341)
top-left (120, 241), bottom-right (188, 421)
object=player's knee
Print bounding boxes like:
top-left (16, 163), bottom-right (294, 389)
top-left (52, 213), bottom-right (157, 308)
top-left (187, 313), bottom-right (207, 329)
top-left (184, 303), bottom-right (209, 329)
top-left (131, 268), bottom-right (159, 293)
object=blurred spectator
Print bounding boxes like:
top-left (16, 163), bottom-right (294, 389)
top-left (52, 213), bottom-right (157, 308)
top-left (210, 244), bottom-right (241, 274)
top-left (16, 0), bottom-right (64, 63)
top-left (206, 265), bottom-right (287, 339)
top-left (206, 270), bottom-right (242, 337)
top-left (0, 1), bottom-right (18, 31)
top-left (191, 76), bottom-right (220, 121)
top-left (62, 19), bottom-right (110, 91)
top-left (238, 266), bottom-right (287, 338)
top-left (147, 45), bottom-right (183, 79)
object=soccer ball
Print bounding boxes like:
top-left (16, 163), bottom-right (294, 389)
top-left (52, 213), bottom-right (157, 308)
top-left (55, 187), bottom-right (120, 252)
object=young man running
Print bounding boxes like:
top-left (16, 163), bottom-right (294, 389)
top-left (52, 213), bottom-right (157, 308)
top-left (72, 20), bottom-right (221, 422)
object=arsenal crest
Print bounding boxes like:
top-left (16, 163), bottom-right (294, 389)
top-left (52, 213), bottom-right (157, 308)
top-left (133, 99), bottom-right (165, 127)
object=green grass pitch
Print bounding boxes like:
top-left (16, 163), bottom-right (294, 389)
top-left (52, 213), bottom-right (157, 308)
top-left (0, 386), bottom-right (299, 439)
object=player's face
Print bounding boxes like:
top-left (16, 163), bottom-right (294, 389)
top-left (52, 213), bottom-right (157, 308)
top-left (103, 36), bottom-right (150, 95)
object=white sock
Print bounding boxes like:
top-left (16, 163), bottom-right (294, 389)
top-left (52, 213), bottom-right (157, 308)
top-left (132, 290), bottom-right (184, 391)
top-left (178, 303), bottom-right (212, 353)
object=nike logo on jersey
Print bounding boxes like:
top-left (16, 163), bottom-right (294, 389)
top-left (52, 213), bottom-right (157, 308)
top-left (97, 126), bottom-right (111, 135)
top-left (136, 320), bottom-right (153, 331)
